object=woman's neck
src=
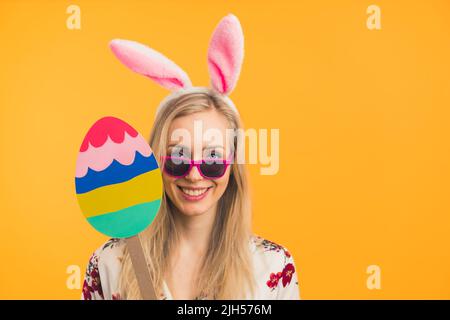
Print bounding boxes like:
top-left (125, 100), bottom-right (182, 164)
top-left (172, 204), bottom-right (217, 255)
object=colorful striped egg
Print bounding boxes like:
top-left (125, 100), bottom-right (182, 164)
top-left (75, 117), bottom-right (162, 238)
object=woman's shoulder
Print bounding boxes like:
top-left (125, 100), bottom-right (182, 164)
top-left (82, 238), bottom-right (126, 300)
top-left (89, 238), bottom-right (127, 275)
top-left (250, 235), bottom-right (292, 257)
top-left (249, 235), bottom-right (300, 299)
top-left (249, 235), bottom-right (295, 271)
top-left (93, 238), bottom-right (127, 261)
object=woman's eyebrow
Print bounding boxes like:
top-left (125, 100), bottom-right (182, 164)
top-left (167, 143), bottom-right (189, 148)
top-left (167, 143), bottom-right (225, 149)
top-left (203, 145), bottom-right (225, 149)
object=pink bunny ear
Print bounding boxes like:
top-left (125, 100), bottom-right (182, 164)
top-left (110, 39), bottom-right (192, 91)
top-left (207, 14), bottom-right (244, 95)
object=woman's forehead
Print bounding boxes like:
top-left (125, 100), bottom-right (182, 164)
top-left (168, 109), bottom-right (231, 133)
top-left (167, 110), bottom-right (233, 149)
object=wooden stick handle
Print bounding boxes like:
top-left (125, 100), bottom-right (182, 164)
top-left (125, 235), bottom-right (157, 300)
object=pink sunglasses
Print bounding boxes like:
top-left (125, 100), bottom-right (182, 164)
top-left (161, 155), bottom-right (233, 179)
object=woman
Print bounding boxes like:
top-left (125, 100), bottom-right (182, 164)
top-left (82, 14), bottom-right (300, 300)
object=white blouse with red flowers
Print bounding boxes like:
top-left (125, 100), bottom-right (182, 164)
top-left (81, 235), bottom-right (300, 300)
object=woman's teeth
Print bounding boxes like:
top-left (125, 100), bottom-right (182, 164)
top-left (181, 187), bottom-right (209, 196)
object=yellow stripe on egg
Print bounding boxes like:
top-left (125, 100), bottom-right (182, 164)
top-left (77, 169), bottom-right (163, 218)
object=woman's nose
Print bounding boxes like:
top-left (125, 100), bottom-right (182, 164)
top-left (185, 165), bottom-right (203, 181)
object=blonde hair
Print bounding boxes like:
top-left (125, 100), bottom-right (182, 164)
top-left (119, 89), bottom-right (254, 299)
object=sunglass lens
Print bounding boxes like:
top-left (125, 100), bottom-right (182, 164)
top-left (164, 158), bottom-right (190, 177)
top-left (200, 162), bottom-right (226, 178)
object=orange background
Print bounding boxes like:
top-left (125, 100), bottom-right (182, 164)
top-left (1, 0), bottom-right (449, 299)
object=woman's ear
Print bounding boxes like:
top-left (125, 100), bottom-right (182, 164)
top-left (110, 39), bottom-right (192, 91)
top-left (207, 14), bottom-right (244, 95)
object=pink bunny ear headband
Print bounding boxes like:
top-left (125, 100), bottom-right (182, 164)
top-left (109, 14), bottom-right (244, 115)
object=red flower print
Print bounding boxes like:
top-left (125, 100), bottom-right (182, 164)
top-left (82, 280), bottom-right (94, 300)
top-left (82, 253), bottom-right (104, 299)
top-left (281, 263), bottom-right (295, 287)
top-left (89, 269), bottom-right (103, 298)
top-left (266, 272), bottom-right (282, 290)
top-left (112, 293), bottom-right (121, 300)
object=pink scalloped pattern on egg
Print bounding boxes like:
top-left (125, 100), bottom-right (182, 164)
top-left (80, 117), bottom-right (138, 152)
top-left (75, 131), bottom-right (152, 178)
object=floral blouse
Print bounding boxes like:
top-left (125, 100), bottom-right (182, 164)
top-left (81, 235), bottom-right (300, 300)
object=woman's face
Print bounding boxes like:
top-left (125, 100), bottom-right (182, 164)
top-left (162, 108), bottom-right (232, 217)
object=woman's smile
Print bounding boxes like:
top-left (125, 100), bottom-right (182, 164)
top-left (177, 185), bottom-right (214, 201)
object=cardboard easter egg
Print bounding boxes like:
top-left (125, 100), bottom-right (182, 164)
top-left (75, 116), bottom-right (162, 238)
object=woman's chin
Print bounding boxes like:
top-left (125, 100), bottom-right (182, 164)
top-left (176, 202), bottom-right (212, 216)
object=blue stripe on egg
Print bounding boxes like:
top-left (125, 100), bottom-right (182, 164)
top-left (75, 151), bottom-right (159, 194)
